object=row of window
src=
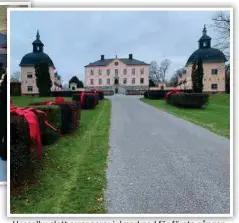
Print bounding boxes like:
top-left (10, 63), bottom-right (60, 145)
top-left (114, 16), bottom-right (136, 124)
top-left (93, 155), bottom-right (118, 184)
top-left (183, 77), bottom-right (224, 83)
top-left (90, 68), bottom-right (145, 76)
top-left (90, 78), bottom-right (145, 85)
top-left (27, 85), bottom-right (60, 92)
top-left (181, 69), bottom-right (219, 77)
top-left (26, 72), bottom-right (60, 80)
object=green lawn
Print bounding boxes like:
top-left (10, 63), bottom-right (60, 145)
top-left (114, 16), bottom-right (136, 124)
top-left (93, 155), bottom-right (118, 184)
top-left (11, 96), bottom-right (111, 214)
top-left (141, 94), bottom-right (230, 138)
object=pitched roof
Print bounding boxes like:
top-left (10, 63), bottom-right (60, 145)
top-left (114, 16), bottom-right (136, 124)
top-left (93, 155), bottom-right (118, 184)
top-left (85, 58), bottom-right (149, 67)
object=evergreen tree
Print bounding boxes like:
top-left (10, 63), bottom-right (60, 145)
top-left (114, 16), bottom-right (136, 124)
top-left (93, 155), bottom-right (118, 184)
top-left (34, 61), bottom-right (52, 96)
top-left (191, 60), bottom-right (197, 92)
top-left (195, 58), bottom-right (204, 93)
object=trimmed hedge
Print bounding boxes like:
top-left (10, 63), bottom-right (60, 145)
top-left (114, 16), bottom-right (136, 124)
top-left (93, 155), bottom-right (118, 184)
top-left (51, 91), bottom-right (80, 97)
top-left (98, 91), bottom-right (104, 100)
top-left (10, 114), bottom-right (36, 188)
top-left (167, 93), bottom-right (209, 108)
top-left (144, 89), bottom-right (194, 99)
top-left (30, 105), bottom-right (61, 145)
top-left (58, 102), bottom-right (80, 134)
top-left (125, 90), bottom-right (145, 95)
top-left (145, 90), bottom-right (169, 99)
top-left (30, 102), bottom-right (80, 137)
top-left (10, 82), bottom-right (21, 96)
top-left (72, 93), bottom-right (96, 109)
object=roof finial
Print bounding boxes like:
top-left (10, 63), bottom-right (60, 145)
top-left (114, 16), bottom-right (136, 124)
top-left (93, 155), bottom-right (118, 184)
top-left (36, 30), bottom-right (40, 40)
top-left (203, 24), bottom-right (207, 35)
top-left (115, 54), bottom-right (117, 59)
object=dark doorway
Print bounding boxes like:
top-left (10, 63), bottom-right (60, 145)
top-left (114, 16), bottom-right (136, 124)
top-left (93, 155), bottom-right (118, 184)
top-left (114, 78), bottom-right (119, 85)
top-left (115, 88), bottom-right (118, 94)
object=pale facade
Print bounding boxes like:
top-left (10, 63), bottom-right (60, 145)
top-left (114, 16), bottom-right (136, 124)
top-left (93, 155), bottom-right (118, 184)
top-left (19, 31), bottom-right (62, 95)
top-left (85, 54), bottom-right (149, 93)
top-left (178, 62), bottom-right (225, 92)
top-left (21, 67), bottom-right (62, 94)
top-left (177, 25), bottom-right (227, 92)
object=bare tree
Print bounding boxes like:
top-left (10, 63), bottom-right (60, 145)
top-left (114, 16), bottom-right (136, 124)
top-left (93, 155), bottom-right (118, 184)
top-left (10, 71), bottom-right (21, 82)
top-left (62, 83), bottom-right (69, 90)
top-left (149, 61), bottom-right (160, 84)
top-left (211, 11), bottom-right (230, 93)
top-left (158, 59), bottom-right (171, 82)
top-left (212, 11), bottom-right (230, 59)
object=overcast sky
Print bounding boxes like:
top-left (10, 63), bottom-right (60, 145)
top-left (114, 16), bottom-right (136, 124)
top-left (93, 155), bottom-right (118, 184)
top-left (10, 10), bottom-right (226, 84)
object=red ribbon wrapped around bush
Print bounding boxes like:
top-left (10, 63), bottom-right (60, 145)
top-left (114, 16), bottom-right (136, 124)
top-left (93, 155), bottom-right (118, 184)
top-left (165, 88), bottom-right (180, 100)
top-left (11, 107), bottom-right (42, 160)
top-left (80, 92), bottom-right (86, 109)
top-left (11, 104), bottom-right (60, 160)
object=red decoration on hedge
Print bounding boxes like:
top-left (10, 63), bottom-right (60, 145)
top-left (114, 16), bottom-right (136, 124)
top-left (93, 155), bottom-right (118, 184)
top-left (165, 88), bottom-right (180, 100)
top-left (11, 107), bottom-right (43, 160)
top-left (11, 104), bottom-right (61, 160)
top-left (55, 97), bottom-right (65, 104)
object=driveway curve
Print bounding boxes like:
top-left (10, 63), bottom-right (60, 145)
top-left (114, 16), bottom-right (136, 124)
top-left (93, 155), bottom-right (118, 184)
top-left (105, 95), bottom-right (230, 214)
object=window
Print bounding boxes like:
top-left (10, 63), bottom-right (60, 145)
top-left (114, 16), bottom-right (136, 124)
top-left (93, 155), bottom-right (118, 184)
top-left (211, 69), bottom-right (218, 75)
top-left (211, 84), bottom-right (218, 89)
top-left (107, 69), bottom-right (110, 75)
top-left (72, 86), bottom-right (75, 91)
top-left (27, 86), bottom-right (33, 92)
top-left (123, 69), bottom-right (127, 75)
top-left (27, 72), bottom-right (33, 78)
top-left (132, 68), bottom-right (135, 75)
top-left (203, 42), bottom-right (207, 47)
top-left (37, 46), bottom-right (40, 51)
top-left (140, 68), bottom-right (144, 75)
top-left (114, 62), bottom-right (119, 66)
top-left (90, 79), bottom-right (94, 85)
top-left (107, 78), bottom-right (110, 85)
top-left (140, 78), bottom-right (144, 84)
top-left (90, 70), bottom-right (94, 75)
top-left (123, 78), bottom-right (127, 85)
top-left (98, 69), bottom-right (102, 75)
top-left (115, 69), bottom-right (118, 76)
top-left (132, 78), bottom-right (135, 84)
top-left (99, 79), bottom-right (102, 85)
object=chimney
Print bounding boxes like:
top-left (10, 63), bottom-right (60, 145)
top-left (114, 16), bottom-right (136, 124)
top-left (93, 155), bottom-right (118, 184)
top-left (129, 54), bottom-right (133, 60)
top-left (101, 55), bottom-right (104, 60)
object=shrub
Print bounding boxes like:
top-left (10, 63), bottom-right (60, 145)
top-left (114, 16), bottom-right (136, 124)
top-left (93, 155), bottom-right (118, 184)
top-left (85, 93), bottom-right (96, 109)
top-left (98, 91), bottom-right (104, 100)
top-left (51, 91), bottom-right (82, 97)
top-left (145, 90), bottom-right (170, 99)
top-left (72, 93), bottom-right (96, 109)
top-left (30, 105), bottom-right (61, 145)
top-left (58, 102), bottom-right (80, 134)
top-left (168, 93), bottom-right (209, 108)
top-left (143, 91), bottom-right (149, 98)
top-left (10, 114), bottom-right (36, 188)
top-left (10, 82), bottom-right (21, 96)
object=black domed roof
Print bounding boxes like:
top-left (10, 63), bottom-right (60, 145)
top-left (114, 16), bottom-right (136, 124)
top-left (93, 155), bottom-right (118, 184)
top-left (19, 30), bottom-right (54, 67)
top-left (186, 48), bottom-right (227, 66)
top-left (20, 52), bottom-right (54, 67)
top-left (186, 25), bottom-right (227, 66)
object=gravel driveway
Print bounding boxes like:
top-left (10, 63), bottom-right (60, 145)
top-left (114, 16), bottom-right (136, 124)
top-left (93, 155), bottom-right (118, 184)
top-left (105, 95), bottom-right (230, 214)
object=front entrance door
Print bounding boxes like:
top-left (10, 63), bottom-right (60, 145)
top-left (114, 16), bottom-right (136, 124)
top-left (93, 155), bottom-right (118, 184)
top-left (114, 78), bottom-right (119, 85)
